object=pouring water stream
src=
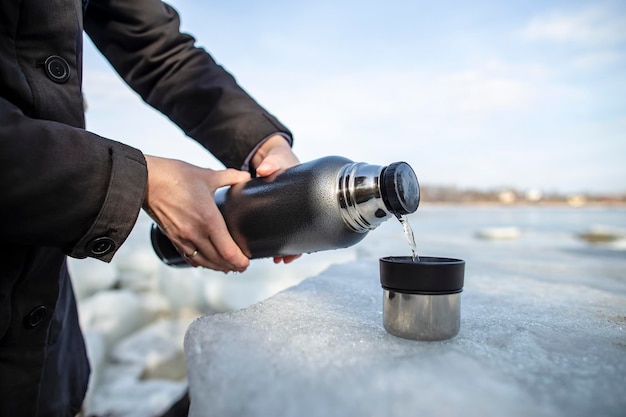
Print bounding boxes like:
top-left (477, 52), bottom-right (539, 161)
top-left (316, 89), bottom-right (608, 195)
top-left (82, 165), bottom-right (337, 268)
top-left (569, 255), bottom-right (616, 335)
top-left (396, 214), bottom-right (420, 262)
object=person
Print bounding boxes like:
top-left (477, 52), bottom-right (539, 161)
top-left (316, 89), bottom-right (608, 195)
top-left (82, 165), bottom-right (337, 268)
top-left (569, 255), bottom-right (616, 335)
top-left (0, 0), bottom-right (300, 415)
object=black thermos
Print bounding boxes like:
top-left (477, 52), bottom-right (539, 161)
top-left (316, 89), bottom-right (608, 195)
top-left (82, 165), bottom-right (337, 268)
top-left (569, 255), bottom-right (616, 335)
top-left (151, 155), bottom-right (420, 267)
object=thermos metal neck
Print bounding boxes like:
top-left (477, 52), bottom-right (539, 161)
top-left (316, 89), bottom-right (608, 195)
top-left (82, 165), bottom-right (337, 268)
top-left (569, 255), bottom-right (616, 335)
top-left (337, 162), bottom-right (390, 232)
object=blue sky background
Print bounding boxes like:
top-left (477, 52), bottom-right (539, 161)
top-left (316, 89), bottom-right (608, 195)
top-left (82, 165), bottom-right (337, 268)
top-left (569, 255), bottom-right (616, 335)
top-left (82, 0), bottom-right (626, 194)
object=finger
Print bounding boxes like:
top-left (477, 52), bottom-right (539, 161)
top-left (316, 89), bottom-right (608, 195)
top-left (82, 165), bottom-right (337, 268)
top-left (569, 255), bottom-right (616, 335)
top-left (173, 242), bottom-right (204, 268)
top-left (190, 210), bottom-right (249, 271)
top-left (211, 168), bottom-right (250, 189)
top-left (282, 254), bottom-right (301, 264)
top-left (191, 255), bottom-right (229, 272)
top-left (256, 150), bottom-right (300, 178)
top-left (174, 233), bottom-right (235, 271)
top-left (256, 158), bottom-right (279, 177)
top-left (185, 242), bottom-right (243, 272)
top-left (273, 254), bottom-right (302, 264)
top-left (194, 204), bottom-right (249, 271)
top-left (181, 232), bottom-right (243, 272)
top-left (187, 169), bottom-right (250, 271)
top-left (205, 230), bottom-right (250, 271)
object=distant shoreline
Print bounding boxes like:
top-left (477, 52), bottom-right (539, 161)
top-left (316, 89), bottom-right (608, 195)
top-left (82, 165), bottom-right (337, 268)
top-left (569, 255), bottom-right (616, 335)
top-left (419, 185), bottom-right (626, 207)
top-left (418, 201), bottom-right (626, 208)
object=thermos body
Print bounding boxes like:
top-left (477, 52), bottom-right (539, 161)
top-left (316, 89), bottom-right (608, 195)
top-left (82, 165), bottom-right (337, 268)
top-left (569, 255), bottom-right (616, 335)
top-left (216, 155), bottom-right (366, 258)
top-left (151, 155), bottom-right (420, 267)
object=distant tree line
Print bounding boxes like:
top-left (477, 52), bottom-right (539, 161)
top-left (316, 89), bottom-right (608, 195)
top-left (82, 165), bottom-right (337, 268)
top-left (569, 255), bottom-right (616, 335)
top-left (419, 185), bottom-right (626, 205)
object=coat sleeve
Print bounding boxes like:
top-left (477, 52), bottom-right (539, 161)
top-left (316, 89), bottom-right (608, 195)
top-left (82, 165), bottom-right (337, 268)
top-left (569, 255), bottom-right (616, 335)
top-left (83, 0), bottom-right (293, 170)
top-left (0, 96), bottom-right (147, 262)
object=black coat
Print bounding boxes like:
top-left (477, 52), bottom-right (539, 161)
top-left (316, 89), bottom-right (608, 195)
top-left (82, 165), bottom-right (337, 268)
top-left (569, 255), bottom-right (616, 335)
top-left (0, 0), bottom-right (291, 415)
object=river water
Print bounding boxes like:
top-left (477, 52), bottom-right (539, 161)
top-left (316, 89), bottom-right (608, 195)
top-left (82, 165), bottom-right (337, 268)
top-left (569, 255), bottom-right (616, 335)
top-left (116, 205), bottom-right (626, 311)
top-left (365, 205), bottom-right (626, 295)
top-left (69, 204), bottom-right (626, 417)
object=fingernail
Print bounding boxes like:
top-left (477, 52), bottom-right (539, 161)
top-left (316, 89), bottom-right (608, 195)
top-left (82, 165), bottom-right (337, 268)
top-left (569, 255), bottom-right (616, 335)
top-left (256, 162), bottom-right (268, 172)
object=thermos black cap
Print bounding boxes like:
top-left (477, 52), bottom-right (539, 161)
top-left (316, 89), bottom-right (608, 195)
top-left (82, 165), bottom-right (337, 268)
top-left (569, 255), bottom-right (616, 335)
top-left (381, 162), bottom-right (420, 215)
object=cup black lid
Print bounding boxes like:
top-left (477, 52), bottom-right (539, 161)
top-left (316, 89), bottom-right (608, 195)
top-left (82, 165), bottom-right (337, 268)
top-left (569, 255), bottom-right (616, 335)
top-left (380, 256), bottom-right (465, 294)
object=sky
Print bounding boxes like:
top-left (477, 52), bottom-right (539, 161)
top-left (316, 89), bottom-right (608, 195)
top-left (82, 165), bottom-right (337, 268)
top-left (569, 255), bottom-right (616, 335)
top-left (82, 0), bottom-right (626, 194)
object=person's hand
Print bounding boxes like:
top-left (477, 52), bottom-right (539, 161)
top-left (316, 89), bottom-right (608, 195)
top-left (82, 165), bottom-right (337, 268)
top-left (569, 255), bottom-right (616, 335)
top-left (251, 134), bottom-right (302, 264)
top-left (143, 155), bottom-right (251, 272)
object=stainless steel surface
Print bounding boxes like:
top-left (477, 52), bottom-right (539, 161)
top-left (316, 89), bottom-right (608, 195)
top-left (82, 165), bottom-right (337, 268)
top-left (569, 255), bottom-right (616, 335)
top-left (338, 162), bottom-right (389, 232)
top-left (383, 290), bottom-right (461, 341)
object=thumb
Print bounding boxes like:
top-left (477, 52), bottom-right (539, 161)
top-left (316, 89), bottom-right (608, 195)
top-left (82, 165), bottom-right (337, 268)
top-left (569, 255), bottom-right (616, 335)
top-left (256, 158), bottom-right (278, 178)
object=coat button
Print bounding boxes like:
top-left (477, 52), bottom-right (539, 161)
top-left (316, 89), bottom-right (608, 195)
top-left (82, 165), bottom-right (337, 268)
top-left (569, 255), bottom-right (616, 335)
top-left (23, 306), bottom-right (48, 329)
top-left (87, 237), bottom-right (116, 256)
top-left (44, 55), bottom-right (71, 83)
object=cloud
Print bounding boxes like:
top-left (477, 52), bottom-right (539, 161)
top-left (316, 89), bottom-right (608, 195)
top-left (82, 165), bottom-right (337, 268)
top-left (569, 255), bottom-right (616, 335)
top-left (238, 64), bottom-right (554, 174)
top-left (80, 3), bottom-right (625, 193)
top-left (520, 4), bottom-right (626, 46)
top-left (572, 51), bottom-right (624, 69)
top-left (434, 71), bottom-right (534, 114)
top-left (251, 61), bottom-right (555, 138)
top-left (235, 51), bottom-right (622, 192)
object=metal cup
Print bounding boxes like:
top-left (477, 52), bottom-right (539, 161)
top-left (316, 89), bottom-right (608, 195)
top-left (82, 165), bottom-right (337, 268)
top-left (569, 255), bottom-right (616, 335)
top-left (380, 256), bottom-right (465, 341)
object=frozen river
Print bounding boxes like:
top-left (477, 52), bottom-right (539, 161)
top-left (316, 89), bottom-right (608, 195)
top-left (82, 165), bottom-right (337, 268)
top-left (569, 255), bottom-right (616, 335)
top-left (70, 205), bottom-right (626, 416)
top-left (185, 205), bottom-right (626, 417)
